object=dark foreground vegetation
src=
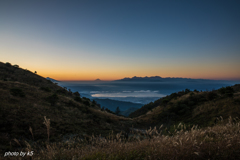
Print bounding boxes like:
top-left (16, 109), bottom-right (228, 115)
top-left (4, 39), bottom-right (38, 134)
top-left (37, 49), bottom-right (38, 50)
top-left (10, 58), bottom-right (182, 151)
top-left (1, 117), bottom-right (240, 159)
top-left (0, 61), bottom-right (240, 159)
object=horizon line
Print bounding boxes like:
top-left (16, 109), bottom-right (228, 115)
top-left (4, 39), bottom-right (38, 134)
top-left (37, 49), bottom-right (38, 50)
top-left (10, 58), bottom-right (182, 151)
top-left (52, 77), bottom-right (240, 82)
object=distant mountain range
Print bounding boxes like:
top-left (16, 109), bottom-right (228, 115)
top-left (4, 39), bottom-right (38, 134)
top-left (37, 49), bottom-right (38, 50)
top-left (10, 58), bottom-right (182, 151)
top-left (115, 76), bottom-right (212, 82)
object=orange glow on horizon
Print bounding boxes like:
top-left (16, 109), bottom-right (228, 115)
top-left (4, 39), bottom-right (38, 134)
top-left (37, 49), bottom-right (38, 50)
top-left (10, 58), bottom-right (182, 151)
top-left (40, 72), bottom-right (240, 81)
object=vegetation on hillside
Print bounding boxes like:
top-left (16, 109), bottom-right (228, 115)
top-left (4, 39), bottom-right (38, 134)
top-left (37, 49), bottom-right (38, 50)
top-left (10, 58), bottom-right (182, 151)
top-left (129, 88), bottom-right (192, 118)
top-left (132, 85), bottom-right (240, 130)
top-left (0, 62), bottom-right (132, 153)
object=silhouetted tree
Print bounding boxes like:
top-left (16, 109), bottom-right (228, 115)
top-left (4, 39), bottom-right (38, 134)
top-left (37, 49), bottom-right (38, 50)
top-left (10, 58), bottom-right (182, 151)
top-left (5, 62), bottom-right (12, 67)
top-left (74, 96), bottom-right (82, 102)
top-left (194, 89), bottom-right (199, 93)
top-left (73, 91), bottom-right (80, 97)
top-left (185, 88), bottom-right (190, 94)
top-left (92, 100), bottom-right (97, 105)
top-left (13, 64), bottom-right (19, 68)
top-left (115, 106), bottom-right (120, 115)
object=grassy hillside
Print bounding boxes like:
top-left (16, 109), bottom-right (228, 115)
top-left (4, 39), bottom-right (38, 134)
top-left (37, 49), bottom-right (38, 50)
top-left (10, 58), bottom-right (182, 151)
top-left (131, 85), bottom-right (240, 129)
top-left (0, 62), bottom-right (132, 152)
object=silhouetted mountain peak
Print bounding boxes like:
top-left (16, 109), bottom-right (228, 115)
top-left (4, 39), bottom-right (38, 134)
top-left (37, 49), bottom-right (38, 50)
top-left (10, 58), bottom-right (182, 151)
top-left (116, 76), bottom-right (164, 81)
top-left (115, 76), bottom-right (213, 82)
top-left (46, 77), bottom-right (59, 82)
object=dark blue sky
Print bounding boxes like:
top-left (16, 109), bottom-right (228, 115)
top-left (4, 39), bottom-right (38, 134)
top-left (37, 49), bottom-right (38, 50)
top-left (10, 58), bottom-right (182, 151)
top-left (1, 0), bottom-right (240, 80)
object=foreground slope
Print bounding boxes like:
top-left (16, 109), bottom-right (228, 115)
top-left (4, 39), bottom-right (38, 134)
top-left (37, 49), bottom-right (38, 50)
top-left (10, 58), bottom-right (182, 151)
top-left (0, 62), bottom-right (132, 152)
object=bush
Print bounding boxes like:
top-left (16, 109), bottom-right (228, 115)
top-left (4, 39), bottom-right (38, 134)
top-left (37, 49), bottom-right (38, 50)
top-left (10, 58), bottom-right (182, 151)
top-left (218, 87), bottom-right (234, 97)
top-left (47, 94), bottom-right (59, 106)
top-left (73, 91), bottom-right (80, 97)
top-left (194, 89), bottom-right (199, 93)
top-left (185, 88), bottom-right (191, 94)
top-left (83, 97), bottom-right (90, 101)
top-left (162, 98), bottom-right (170, 104)
top-left (5, 62), bottom-right (12, 67)
top-left (83, 100), bottom-right (90, 106)
top-left (67, 100), bottom-right (77, 107)
top-left (105, 108), bottom-right (115, 114)
top-left (13, 64), bottom-right (19, 68)
top-left (40, 87), bottom-right (51, 92)
top-left (225, 86), bottom-right (234, 97)
top-left (206, 92), bottom-right (218, 100)
top-left (190, 92), bottom-right (194, 96)
top-left (74, 97), bottom-right (82, 102)
top-left (92, 100), bottom-right (97, 105)
top-left (10, 88), bottom-right (25, 97)
top-left (56, 89), bottom-right (68, 95)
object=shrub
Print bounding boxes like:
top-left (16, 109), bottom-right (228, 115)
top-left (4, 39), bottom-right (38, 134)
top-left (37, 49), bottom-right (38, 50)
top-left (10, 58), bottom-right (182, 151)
top-left (83, 97), bottom-right (90, 101)
top-left (74, 97), bottom-right (82, 102)
top-left (190, 92), bottom-right (194, 96)
top-left (47, 94), bottom-right (59, 106)
top-left (5, 62), bottom-right (12, 67)
top-left (218, 87), bottom-right (234, 97)
top-left (13, 64), bottom-right (19, 68)
top-left (105, 108), bottom-right (115, 114)
top-left (115, 107), bottom-right (120, 115)
top-left (83, 100), bottom-right (90, 106)
top-left (185, 88), bottom-right (191, 94)
top-left (73, 91), bottom-right (80, 97)
top-left (10, 88), bottom-right (25, 97)
top-left (225, 86), bottom-right (234, 97)
top-left (194, 89), bottom-right (199, 93)
top-left (162, 98), bottom-right (170, 104)
top-left (206, 92), bottom-right (218, 100)
top-left (92, 100), bottom-right (97, 105)
top-left (56, 89), bottom-right (68, 95)
top-left (40, 87), bottom-right (51, 92)
top-left (67, 100), bottom-right (77, 107)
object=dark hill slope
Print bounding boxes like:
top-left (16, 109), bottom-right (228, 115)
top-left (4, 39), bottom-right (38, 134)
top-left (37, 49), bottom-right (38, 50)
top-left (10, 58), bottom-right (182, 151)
top-left (0, 62), bottom-right (60, 89)
top-left (0, 62), bottom-right (132, 151)
top-left (129, 89), bottom-right (192, 118)
top-left (132, 85), bottom-right (240, 129)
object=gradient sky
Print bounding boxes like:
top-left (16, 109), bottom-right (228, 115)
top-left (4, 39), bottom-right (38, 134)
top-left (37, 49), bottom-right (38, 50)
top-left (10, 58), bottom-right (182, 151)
top-left (1, 0), bottom-right (240, 81)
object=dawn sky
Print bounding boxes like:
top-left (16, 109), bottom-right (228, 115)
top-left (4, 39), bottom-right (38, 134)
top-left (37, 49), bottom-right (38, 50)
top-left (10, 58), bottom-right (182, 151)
top-left (1, 0), bottom-right (240, 80)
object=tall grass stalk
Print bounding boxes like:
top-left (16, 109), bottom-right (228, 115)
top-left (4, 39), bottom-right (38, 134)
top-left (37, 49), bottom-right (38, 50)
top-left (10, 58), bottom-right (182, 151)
top-left (43, 116), bottom-right (50, 142)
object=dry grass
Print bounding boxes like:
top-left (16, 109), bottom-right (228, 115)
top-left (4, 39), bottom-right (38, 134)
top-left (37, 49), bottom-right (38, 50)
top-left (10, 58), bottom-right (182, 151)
top-left (43, 116), bottom-right (51, 142)
top-left (2, 117), bottom-right (239, 160)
